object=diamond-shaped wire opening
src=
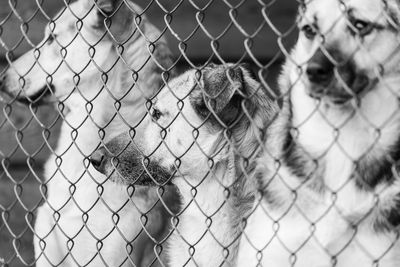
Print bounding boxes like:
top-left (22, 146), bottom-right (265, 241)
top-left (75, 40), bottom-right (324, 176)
top-left (1, 0), bottom-right (400, 266)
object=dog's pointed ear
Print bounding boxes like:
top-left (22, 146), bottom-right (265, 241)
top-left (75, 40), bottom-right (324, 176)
top-left (190, 65), bottom-right (249, 127)
top-left (95, 0), bottom-right (138, 41)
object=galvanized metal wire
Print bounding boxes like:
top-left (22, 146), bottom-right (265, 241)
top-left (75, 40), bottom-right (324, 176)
top-left (1, 0), bottom-right (399, 266)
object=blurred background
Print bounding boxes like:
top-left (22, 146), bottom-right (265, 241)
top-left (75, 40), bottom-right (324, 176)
top-left (0, 0), bottom-right (297, 266)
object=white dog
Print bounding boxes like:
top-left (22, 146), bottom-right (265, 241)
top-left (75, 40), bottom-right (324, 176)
top-left (1, 0), bottom-right (177, 266)
top-left (238, 0), bottom-right (400, 266)
top-left (90, 63), bottom-right (278, 266)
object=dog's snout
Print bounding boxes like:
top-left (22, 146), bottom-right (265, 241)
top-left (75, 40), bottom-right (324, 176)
top-left (306, 62), bottom-right (333, 84)
top-left (306, 50), bottom-right (334, 84)
top-left (90, 147), bottom-right (107, 173)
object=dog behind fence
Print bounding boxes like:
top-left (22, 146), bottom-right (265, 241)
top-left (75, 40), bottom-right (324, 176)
top-left (1, 0), bottom-right (400, 266)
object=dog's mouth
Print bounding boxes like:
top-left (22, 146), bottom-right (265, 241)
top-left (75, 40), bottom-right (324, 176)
top-left (15, 85), bottom-right (55, 106)
top-left (131, 159), bottom-right (176, 186)
top-left (90, 146), bottom-right (175, 186)
top-left (307, 74), bottom-right (377, 105)
top-left (111, 159), bottom-right (175, 186)
top-left (304, 48), bottom-right (380, 106)
top-left (0, 79), bottom-right (55, 106)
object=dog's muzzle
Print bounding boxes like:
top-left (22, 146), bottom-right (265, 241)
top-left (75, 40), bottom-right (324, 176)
top-left (0, 75), bottom-right (54, 106)
top-left (90, 144), bottom-right (175, 186)
top-left (15, 85), bottom-right (54, 106)
top-left (306, 49), bottom-right (371, 104)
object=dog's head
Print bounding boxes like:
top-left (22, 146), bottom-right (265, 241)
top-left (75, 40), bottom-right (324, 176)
top-left (287, 0), bottom-right (400, 106)
top-left (0, 0), bottom-right (143, 106)
top-left (90, 63), bottom-right (277, 186)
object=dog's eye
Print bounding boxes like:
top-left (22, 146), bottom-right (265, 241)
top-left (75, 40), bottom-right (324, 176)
top-left (351, 19), bottom-right (374, 37)
top-left (151, 108), bottom-right (163, 121)
top-left (301, 24), bottom-right (317, 39)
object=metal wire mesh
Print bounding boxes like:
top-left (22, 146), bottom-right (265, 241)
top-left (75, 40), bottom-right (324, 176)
top-left (1, 0), bottom-right (400, 266)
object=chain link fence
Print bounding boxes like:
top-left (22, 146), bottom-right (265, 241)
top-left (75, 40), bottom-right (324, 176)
top-left (1, 0), bottom-right (400, 266)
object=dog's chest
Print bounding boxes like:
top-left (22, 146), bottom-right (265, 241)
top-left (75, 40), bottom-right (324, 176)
top-left (239, 188), bottom-right (400, 267)
top-left (168, 215), bottom-right (234, 267)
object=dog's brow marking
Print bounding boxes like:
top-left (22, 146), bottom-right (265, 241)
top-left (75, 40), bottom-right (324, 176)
top-left (347, 7), bottom-right (393, 32)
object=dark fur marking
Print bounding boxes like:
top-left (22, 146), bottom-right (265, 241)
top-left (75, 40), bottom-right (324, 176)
top-left (257, 170), bottom-right (283, 209)
top-left (113, 155), bottom-right (174, 186)
top-left (387, 195), bottom-right (400, 228)
top-left (373, 191), bottom-right (400, 232)
top-left (282, 87), bottom-right (400, 232)
top-left (100, 133), bottom-right (175, 186)
top-left (16, 85), bottom-right (54, 106)
top-left (281, 95), bottom-right (400, 231)
top-left (353, 156), bottom-right (398, 191)
top-left (281, 97), bottom-right (321, 182)
top-left (282, 129), bottom-right (310, 179)
top-left (189, 66), bottom-right (249, 129)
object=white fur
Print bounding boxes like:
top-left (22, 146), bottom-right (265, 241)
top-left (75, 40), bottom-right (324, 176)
top-left (97, 65), bottom-right (277, 266)
top-left (4, 0), bottom-right (175, 266)
top-left (136, 69), bottom-right (246, 267)
top-left (238, 0), bottom-right (400, 266)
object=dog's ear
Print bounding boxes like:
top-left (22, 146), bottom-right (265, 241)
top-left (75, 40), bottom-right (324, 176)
top-left (190, 65), bottom-right (249, 127)
top-left (94, 0), bottom-right (138, 41)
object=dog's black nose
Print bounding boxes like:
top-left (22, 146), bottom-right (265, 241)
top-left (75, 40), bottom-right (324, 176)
top-left (306, 62), bottom-right (334, 85)
top-left (306, 62), bottom-right (333, 84)
top-left (90, 147), bottom-right (106, 173)
top-left (306, 49), bottom-right (334, 85)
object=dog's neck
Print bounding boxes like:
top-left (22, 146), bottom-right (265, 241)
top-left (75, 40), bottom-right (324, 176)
top-left (49, 33), bottom-right (173, 185)
top-left (168, 154), bottom-right (254, 267)
top-left (54, 68), bottom-right (141, 150)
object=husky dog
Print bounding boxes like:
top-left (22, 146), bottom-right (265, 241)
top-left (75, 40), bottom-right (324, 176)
top-left (90, 63), bottom-right (278, 266)
top-left (0, 0), bottom-right (176, 266)
top-left (238, 0), bottom-right (400, 266)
